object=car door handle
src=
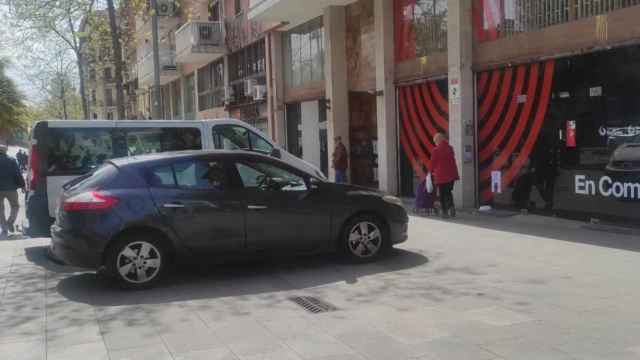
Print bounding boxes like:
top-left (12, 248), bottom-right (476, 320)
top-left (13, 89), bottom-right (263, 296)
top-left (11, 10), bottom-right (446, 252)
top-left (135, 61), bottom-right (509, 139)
top-left (247, 205), bottom-right (268, 210)
top-left (163, 203), bottom-right (185, 209)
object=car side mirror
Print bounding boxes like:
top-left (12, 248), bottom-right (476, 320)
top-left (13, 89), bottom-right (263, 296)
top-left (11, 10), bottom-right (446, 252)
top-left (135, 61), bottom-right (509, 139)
top-left (270, 148), bottom-right (282, 159)
top-left (308, 177), bottom-right (321, 190)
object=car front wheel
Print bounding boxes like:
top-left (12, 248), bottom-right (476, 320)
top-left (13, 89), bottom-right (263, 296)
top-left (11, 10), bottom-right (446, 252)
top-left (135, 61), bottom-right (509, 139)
top-left (341, 215), bottom-right (387, 262)
top-left (105, 234), bottom-right (168, 289)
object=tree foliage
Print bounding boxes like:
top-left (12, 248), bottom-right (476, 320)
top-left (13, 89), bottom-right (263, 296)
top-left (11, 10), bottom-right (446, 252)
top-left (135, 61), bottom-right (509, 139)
top-left (0, 59), bottom-right (25, 131)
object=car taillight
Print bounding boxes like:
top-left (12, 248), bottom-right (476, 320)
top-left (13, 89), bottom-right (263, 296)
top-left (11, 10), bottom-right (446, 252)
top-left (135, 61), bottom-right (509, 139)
top-left (28, 144), bottom-right (39, 190)
top-left (63, 191), bottom-right (119, 212)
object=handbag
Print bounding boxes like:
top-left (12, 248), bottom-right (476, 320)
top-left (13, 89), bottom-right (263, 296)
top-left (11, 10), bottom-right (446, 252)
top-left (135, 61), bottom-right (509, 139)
top-left (425, 173), bottom-right (434, 193)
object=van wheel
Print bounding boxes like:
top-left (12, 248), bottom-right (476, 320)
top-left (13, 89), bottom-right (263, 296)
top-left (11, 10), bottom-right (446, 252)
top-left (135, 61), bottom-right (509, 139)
top-left (104, 234), bottom-right (168, 289)
top-left (340, 215), bottom-right (387, 263)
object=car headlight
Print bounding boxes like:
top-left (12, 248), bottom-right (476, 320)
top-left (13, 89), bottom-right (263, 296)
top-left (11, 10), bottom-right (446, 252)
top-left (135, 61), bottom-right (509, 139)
top-left (382, 195), bottom-right (404, 207)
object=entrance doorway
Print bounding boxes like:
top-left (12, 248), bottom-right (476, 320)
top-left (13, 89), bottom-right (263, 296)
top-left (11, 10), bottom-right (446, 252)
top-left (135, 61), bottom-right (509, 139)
top-left (349, 92), bottom-right (378, 188)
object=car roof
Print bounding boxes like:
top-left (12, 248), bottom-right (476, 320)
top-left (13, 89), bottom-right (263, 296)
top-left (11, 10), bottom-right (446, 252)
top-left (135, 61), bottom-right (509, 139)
top-left (35, 118), bottom-right (250, 128)
top-left (108, 150), bottom-right (264, 166)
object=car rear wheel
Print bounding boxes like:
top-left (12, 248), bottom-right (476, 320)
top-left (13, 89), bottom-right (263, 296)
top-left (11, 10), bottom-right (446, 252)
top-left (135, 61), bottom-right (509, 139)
top-left (341, 215), bottom-right (386, 262)
top-left (105, 234), bottom-right (168, 289)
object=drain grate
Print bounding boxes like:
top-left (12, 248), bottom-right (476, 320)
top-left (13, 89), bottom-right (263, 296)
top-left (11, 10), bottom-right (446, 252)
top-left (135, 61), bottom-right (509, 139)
top-left (288, 296), bottom-right (339, 314)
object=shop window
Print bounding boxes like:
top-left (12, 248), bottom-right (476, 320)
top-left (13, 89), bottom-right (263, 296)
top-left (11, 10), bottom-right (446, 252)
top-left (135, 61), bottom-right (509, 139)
top-left (284, 17), bottom-right (324, 88)
top-left (171, 79), bottom-right (182, 119)
top-left (228, 41), bottom-right (266, 105)
top-left (395, 0), bottom-right (447, 63)
top-left (184, 74), bottom-right (196, 119)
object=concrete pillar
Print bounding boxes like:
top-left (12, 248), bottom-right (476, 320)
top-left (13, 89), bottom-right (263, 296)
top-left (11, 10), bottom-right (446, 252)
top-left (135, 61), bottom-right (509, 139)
top-left (324, 5), bottom-right (350, 182)
top-left (375, 0), bottom-right (398, 195)
top-left (447, 0), bottom-right (476, 208)
top-left (268, 32), bottom-right (287, 145)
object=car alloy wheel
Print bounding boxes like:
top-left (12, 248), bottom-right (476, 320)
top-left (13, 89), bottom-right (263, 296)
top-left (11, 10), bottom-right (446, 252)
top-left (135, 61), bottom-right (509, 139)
top-left (348, 221), bottom-right (382, 259)
top-left (116, 241), bottom-right (162, 284)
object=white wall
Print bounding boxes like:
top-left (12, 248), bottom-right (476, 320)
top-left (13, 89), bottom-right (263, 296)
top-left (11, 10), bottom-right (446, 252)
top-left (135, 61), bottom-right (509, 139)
top-left (301, 100), bottom-right (321, 169)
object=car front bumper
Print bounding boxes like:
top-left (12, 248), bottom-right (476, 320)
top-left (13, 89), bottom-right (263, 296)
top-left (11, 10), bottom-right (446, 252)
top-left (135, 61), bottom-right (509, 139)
top-left (390, 219), bottom-right (409, 245)
top-left (50, 224), bottom-right (101, 269)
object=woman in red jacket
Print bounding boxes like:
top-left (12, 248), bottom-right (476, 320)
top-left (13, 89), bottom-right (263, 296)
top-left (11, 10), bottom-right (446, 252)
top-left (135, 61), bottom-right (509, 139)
top-left (431, 133), bottom-right (460, 218)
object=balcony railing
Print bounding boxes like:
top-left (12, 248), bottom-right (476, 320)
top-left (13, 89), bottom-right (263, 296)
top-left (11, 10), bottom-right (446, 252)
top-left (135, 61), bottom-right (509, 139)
top-left (138, 48), bottom-right (178, 86)
top-left (175, 21), bottom-right (225, 63)
top-left (476, 0), bottom-right (640, 42)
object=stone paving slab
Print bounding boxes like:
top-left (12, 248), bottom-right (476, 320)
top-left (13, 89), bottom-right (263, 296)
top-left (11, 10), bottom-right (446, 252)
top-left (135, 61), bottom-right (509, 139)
top-left (1, 214), bottom-right (640, 359)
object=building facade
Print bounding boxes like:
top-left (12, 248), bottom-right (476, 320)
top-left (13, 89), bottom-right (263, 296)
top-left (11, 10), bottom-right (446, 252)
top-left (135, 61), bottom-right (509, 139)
top-left (250, 0), bottom-right (640, 222)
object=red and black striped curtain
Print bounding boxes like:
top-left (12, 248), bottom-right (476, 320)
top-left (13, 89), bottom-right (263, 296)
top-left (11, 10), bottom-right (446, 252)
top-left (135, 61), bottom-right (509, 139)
top-left (398, 80), bottom-right (449, 178)
top-left (477, 60), bottom-right (556, 203)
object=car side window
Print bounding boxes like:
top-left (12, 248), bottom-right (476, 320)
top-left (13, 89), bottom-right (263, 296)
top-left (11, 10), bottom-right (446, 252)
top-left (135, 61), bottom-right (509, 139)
top-left (149, 160), bottom-right (226, 191)
top-left (249, 131), bottom-right (273, 154)
top-left (149, 165), bottom-right (176, 187)
top-left (212, 126), bottom-right (250, 150)
top-left (235, 161), bottom-right (307, 192)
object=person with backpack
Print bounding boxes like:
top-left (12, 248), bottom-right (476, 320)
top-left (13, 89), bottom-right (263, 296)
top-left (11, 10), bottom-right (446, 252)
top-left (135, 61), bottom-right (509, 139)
top-left (0, 145), bottom-right (25, 238)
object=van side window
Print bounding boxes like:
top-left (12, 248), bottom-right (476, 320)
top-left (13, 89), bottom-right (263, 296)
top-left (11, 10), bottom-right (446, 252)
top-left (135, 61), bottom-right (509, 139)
top-left (125, 128), bottom-right (202, 156)
top-left (212, 125), bottom-right (273, 154)
top-left (212, 126), bottom-right (250, 150)
top-left (47, 128), bottom-right (114, 174)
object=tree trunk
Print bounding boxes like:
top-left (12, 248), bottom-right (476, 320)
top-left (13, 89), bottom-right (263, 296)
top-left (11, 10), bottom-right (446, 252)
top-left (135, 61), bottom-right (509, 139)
top-left (107, 0), bottom-right (126, 120)
top-left (76, 53), bottom-right (89, 119)
top-left (60, 76), bottom-right (69, 120)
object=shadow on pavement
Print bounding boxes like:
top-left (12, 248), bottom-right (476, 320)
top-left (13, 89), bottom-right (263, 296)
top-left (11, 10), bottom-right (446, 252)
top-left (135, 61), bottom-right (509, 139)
top-left (424, 212), bottom-right (640, 253)
top-left (23, 246), bottom-right (430, 307)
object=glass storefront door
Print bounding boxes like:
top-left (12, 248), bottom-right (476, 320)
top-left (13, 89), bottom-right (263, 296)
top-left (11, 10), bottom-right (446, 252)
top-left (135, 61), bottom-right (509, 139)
top-left (478, 45), bottom-right (640, 221)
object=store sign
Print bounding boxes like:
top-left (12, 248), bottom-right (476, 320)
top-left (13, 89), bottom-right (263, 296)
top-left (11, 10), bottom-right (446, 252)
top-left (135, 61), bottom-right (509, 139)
top-left (575, 175), bottom-right (640, 200)
top-left (598, 126), bottom-right (640, 138)
top-left (566, 120), bottom-right (576, 147)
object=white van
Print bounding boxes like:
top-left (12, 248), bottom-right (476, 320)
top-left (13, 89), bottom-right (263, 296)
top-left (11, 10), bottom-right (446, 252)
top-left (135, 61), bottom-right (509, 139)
top-left (26, 119), bottom-right (325, 236)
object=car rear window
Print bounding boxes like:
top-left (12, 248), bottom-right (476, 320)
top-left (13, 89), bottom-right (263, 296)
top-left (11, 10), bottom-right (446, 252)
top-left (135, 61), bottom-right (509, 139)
top-left (67, 164), bottom-right (119, 192)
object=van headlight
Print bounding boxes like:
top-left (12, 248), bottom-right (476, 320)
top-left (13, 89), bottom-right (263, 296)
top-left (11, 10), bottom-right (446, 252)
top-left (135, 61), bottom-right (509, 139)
top-left (382, 195), bottom-right (404, 207)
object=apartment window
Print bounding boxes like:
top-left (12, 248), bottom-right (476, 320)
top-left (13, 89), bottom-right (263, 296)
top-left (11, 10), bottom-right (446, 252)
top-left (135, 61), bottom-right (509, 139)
top-left (89, 69), bottom-right (96, 81)
top-left (234, 0), bottom-right (242, 15)
top-left (105, 88), bottom-right (114, 107)
top-left (104, 68), bottom-right (113, 82)
top-left (228, 41), bottom-right (266, 103)
top-left (91, 90), bottom-right (97, 103)
top-left (284, 17), bottom-right (324, 88)
top-left (395, 0), bottom-right (447, 62)
top-left (198, 59), bottom-right (225, 111)
top-left (107, 111), bottom-right (114, 120)
top-left (209, 0), bottom-right (221, 21)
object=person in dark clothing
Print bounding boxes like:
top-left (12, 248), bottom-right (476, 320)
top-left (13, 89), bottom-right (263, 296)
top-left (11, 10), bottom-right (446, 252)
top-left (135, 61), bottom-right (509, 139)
top-left (431, 133), bottom-right (460, 218)
top-left (332, 136), bottom-right (349, 184)
top-left (0, 145), bottom-right (25, 238)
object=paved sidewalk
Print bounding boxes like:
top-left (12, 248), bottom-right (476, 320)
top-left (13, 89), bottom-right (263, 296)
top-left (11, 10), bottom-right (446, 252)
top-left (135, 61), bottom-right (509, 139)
top-left (1, 213), bottom-right (640, 360)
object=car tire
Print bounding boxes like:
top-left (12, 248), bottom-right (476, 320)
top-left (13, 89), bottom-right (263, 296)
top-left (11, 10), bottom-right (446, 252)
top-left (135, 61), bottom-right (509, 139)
top-left (340, 215), bottom-right (387, 263)
top-left (104, 233), bottom-right (169, 289)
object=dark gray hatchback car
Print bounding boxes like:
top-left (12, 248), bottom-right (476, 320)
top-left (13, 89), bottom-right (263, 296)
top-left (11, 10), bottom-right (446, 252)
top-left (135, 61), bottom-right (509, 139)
top-left (50, 151), bottom-right (408, 289)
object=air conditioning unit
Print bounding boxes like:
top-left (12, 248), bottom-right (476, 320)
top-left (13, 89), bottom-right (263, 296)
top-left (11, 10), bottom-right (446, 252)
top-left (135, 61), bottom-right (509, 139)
top-left (244, 79), bottom-right (257, 97)
top-left (224, 86), bottom-right (235, 104)
top-left (156, 1), bottom-right (176, 16)
top-left (253, 85), bottom-right (267, 101)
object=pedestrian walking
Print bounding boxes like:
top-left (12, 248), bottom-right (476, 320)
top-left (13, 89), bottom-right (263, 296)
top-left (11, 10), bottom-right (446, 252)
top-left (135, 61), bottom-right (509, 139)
top-left (431, 133), bottom-right (460, 218)
top-left (0, 145), bottom-right (25, 239)
top-left (415, 167), bottom-right (436, 216)
top-left (332, 136), bottom-right (348, 184)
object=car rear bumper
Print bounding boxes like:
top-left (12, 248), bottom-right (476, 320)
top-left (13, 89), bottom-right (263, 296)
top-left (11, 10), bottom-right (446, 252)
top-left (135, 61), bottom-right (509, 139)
top-left (50, 224), bottom-right (101, 269)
